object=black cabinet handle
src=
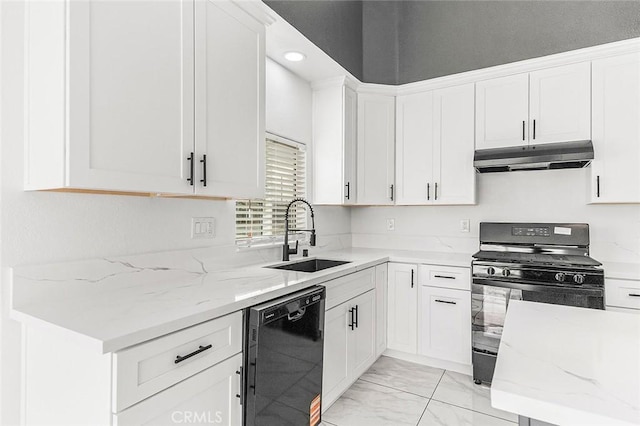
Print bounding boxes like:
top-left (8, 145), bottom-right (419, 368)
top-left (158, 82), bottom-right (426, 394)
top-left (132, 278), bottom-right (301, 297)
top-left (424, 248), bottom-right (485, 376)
top-left (390, 184), bottom-right (394, 201)
top-left (435, 182), bottom-right (438, 201)
top-left (596, 175), bottom-right (600, 198)
top-left (435, 299), bottom-right (456, 305)
top-left (187, 152), bottom-right (194, 186)
top-left (629, 293), bottom-right (640, 297)
top-left (235, 366), bottom-right (243, 405)
top-left (348, 307), bottom-right (355, 330)
top-left (533, 119), bottom-right (536, 140)
top-left (345, 182), bottom-right (350, 200)
top-left (522, 121), bottom-right (525, 141)
top-left (354, 305), bottom-right (359, 328)
top-left (434, 274), bottom-right (456, 280)
top-left (175, 344), bottom-right (212, 364)
top-left (200, 154), bottom-right (207, 187)
top-left (411, 269), bottom-right (414, 288)
top-left (427, 183), bottom-right (430, 201)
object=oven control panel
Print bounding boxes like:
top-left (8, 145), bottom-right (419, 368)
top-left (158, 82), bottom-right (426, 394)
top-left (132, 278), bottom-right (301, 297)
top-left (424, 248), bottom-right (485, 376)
top-left (511, 227), bottom-right (550, 237)
top-left (472, 262), bottom-right (604, 287)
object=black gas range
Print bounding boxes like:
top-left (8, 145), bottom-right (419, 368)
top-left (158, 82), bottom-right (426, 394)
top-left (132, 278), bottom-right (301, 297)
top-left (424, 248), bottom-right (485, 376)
top-left (470, 222), bottom-right (604, 385)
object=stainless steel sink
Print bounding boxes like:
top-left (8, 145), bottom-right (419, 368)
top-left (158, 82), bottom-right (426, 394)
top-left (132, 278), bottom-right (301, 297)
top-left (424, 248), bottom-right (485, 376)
top-left (266, 258), bottom-right (351, 273)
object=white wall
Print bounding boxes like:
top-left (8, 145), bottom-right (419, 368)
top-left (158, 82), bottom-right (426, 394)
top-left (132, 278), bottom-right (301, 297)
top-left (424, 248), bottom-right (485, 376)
top-left (352, 169), bottom-right (640, 264)
top-left (0, 5), bottom-right (349, 422)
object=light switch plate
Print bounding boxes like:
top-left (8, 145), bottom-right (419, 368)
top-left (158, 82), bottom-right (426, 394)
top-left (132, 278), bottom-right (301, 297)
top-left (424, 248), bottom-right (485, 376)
top-left (192, 217), bottom-right (215, 239)
top-left (387, 218), bottom-right (395, 231)
top-left (460, 219), bottom-right (470, 233)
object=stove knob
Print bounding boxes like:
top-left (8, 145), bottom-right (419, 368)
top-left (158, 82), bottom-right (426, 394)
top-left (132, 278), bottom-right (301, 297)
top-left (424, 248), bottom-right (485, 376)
top-left (486, 267), bottom-right (496, 276)
top-left (574, 274), bottom-right (585, 284)
top-left (555, 272), bottom-right (566, 282)
top-left (502, 268), bottom-right (511, 277)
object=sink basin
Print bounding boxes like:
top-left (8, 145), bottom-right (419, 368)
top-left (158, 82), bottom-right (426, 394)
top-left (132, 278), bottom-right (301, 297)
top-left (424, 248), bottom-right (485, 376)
top-left (267, 258), bottom-right (351, 273)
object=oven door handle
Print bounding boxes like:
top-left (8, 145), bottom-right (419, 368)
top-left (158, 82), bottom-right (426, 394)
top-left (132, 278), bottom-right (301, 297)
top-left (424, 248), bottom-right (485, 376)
top-left (472, 278), bottom-right (604, 295)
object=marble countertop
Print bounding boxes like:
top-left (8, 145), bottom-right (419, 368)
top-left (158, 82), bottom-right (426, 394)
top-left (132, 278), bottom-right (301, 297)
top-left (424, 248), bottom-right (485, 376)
top-left (491, 300), bottom-right (640, 426)
top-left (603, 261), bottom-right (640, 281)
top-left (10, 247), bottom-right (471, 354)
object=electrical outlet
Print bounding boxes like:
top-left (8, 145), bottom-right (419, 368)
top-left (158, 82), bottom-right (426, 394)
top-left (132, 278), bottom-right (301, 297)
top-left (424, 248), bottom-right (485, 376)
top-left (192, 217), bottom-right (215, 239)
top-left (460, 219), bottom-right (470, 233)
top-left (387, 218), bottom-right (395, 231)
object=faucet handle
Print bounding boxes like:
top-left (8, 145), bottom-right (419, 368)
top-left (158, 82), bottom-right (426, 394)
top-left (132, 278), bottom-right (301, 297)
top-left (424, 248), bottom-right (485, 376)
top-left (310, 231), bottom-right (316, 247)
top-left (288, 240), bottom-right (299, 255)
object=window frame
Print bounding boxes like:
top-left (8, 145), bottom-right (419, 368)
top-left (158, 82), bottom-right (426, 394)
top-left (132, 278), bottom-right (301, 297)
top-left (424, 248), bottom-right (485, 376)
top-left (235, 133), bottom-right (308, 248)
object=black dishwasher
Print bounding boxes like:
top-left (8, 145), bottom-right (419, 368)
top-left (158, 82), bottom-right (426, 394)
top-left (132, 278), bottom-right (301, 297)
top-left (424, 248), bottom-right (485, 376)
top-left (244, 286), bottom-right (325, 426)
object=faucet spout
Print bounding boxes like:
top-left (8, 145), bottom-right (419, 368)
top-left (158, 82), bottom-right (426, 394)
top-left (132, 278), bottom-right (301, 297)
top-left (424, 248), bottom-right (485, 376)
top-left (283, 198), bottom-right (316, 261)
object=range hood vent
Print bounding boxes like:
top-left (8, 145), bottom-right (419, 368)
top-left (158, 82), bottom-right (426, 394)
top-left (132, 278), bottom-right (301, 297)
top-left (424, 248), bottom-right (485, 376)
top-left (474, 140), bottom-right (594, 173)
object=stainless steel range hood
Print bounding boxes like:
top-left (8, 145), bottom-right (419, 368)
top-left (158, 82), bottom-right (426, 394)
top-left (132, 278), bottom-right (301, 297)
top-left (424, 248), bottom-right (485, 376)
top-left (474, 140), bottom-right (594, 173)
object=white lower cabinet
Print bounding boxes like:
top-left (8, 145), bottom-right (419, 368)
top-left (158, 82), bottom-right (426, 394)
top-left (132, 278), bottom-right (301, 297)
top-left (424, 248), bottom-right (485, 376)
top-left (387, 263), bottom-right (418, 353)
top-left (113, 353), bottom-right (242, 426)
top-left (323, 289), bottom-right (376, 409)
top-left (418, 286), bottom-right (471, 365)
top-left (375, 264), bottom-right (388, 357)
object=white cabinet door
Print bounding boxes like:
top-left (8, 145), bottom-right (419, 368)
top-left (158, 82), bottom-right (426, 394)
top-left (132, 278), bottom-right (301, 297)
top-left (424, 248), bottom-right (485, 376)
top-left (350, 290), bottom-right (376, 378)
top-left (395, 91), bottom-right (434, 205)
top-left (387, 263), bottom-right (418, 354)
top-left (357, 93), bottom-right (396, 205)
top-left (375, 264), bottom-right (388, 357)
top-left (195, 0), bottom-right (265, 199)
top-left (419, 287), bottom-right (471, 365)
top-left (475, 73), bottom-right (529, 149)
top-left (529, 62), bottom-right (591, 145)
top-left (591, 53), bottom-right (640, 203)
top-left (312, 83), bottom-right (357, 205)
top-left (432, 83), bottom-right (476, 205)
top-left (113, 353), bottom-right (242, 426)
top-left (322, 303), bottom-right (350, 407)
top-left (61, 0), bottom-right (194, 194)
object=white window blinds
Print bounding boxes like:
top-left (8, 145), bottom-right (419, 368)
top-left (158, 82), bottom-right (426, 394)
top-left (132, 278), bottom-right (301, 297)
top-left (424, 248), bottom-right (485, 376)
top-left (236, 137), bottom-right (307, 243)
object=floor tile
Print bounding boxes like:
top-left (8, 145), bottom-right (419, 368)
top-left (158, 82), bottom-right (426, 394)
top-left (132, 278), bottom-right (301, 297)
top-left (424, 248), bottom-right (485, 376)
top-left (359, 355), bottom-right (445, 398)
top-left (323, 379), bottom-right (429, 426)
top-left (418, 399), bottom-right (517, 426)
top-left (431, 371), bottom-right (518, 422)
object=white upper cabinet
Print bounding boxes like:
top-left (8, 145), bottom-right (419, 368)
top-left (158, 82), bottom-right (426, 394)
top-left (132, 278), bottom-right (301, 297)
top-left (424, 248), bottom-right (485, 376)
top-left (357, 93), bottom-right (396, 205)
top-left (395, 84), bottom-right (475, 205)
top-left (590, 53), bottom-right (640, 203)
top-left (25, 0), bottom-right (195, 194)
top-left (312, 82), bottom-right (357, 205)
top-left (24, 0), bottom-right (266, 198)
top-left (195, 0), bottom-right (265, 199)
top-left (529, 62), bottom-right (591, 145)
top-left (475, 62), bottom-right (591, 150)
top-left (432, 83), bottom-right (476, 205)
top-left (395, 91), bottom-right (434, 204)
top-left (475, 73), bottom-right (529, 150)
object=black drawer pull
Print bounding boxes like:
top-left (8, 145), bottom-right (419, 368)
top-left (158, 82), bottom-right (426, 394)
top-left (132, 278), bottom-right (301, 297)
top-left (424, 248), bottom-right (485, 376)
top-left (434, 274), bottom-right (456, 280)
top-left (345, 182), bottom-right (350, 200)
top-left (186, 152), bottom-right (194, 186)
top-left (348, 308), bottom-right (355, 330)
top-left (629, 293), bottom-right (640, 297)
top-left (411, 269), bottom-right (414, 288)
top-left (200, 154), bottom-right (207, 187)
top-left (236, 366), bottom-right (243, 405)
top-left (435, 299), bottom-right (456, 305)
top-left (354, 305), bottom-right (359, 329)
top-left (175, 344), bottom-right (212, 364)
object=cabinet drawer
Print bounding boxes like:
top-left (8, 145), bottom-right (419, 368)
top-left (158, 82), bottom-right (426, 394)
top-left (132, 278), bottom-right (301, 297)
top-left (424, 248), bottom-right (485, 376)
top-left (324, 267), bottom-right (375, 310)
top-left (113, 311), bottom-right (242, 412)
top-left (606, 278), bottom-right (640, 310)
top-left (419, 264), bottom-right (470, 291)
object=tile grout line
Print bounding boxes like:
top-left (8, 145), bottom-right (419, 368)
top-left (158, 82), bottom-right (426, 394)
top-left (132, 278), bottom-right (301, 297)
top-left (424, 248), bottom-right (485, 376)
top-left (429, 397), bottom-right (518, 424)
top-left (414, 369), bottom-right (447, 426)
top-left (357, 376), bottom-right (436, 400)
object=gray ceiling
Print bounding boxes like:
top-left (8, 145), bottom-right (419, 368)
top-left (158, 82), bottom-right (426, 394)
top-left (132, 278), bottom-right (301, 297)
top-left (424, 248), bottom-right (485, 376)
top-left (265, 0), bottom-right (640, 85)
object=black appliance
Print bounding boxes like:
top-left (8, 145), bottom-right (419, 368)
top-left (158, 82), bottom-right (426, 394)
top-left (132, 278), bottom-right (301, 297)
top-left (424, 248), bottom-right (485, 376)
top-left (471, 222), bottom-right (604, 385)
top-left (244, 286), bottom-right (325, 426)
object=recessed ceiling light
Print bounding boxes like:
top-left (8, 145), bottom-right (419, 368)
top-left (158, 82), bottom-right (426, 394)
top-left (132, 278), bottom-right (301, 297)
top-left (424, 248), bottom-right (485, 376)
top-left (284, 51), bottom-right (306, 62)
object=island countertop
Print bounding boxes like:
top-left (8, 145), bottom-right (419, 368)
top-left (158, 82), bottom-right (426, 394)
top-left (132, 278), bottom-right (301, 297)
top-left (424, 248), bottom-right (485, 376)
top-left (491, 300), bottom-right (640, 426)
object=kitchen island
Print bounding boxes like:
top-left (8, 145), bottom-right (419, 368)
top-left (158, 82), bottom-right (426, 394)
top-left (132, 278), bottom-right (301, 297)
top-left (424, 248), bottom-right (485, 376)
top-left (491, 300), bottom-right (640, 426)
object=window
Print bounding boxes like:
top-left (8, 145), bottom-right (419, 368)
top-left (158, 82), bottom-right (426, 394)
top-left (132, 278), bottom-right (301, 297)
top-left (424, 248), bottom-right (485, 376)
top-left (235, 135), bottom-right (307, 245)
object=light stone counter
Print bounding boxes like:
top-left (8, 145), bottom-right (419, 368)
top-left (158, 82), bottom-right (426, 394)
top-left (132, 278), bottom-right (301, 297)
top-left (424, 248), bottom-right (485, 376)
top-left (491, 300), bottom-right (640, 426)
top-left (10, 247), bottom-right (471, 354)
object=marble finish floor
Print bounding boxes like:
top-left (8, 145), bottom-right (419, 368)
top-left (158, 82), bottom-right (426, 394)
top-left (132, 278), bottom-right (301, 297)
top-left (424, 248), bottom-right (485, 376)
top-left (322, 356), bottom-right (518, 426)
